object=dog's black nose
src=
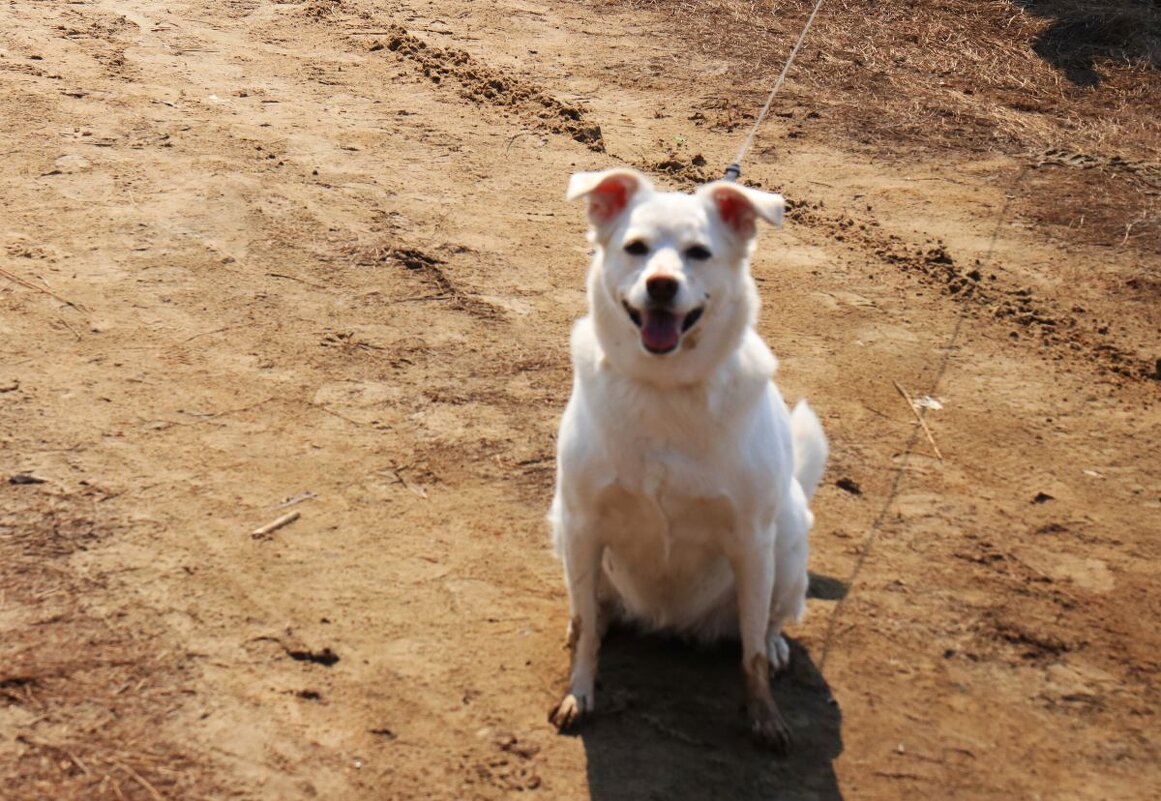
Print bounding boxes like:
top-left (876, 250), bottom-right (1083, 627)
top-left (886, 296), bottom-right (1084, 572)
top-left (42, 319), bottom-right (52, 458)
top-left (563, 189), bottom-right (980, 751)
top-left (646, 275), bottom-right (679, 304)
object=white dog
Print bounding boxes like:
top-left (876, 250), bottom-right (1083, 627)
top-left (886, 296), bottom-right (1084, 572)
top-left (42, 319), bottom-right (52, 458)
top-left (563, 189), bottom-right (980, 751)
top-left (547, 167), bottom-right (827, 749)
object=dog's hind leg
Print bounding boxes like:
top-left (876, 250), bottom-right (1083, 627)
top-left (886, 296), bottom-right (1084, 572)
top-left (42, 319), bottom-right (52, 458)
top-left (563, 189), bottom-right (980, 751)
top-left (767, 490), bottom-right (811, 672)
top-left (549, 517), bottom-right (604, 732)
top-left (728, 526), bottom-right (792, 751)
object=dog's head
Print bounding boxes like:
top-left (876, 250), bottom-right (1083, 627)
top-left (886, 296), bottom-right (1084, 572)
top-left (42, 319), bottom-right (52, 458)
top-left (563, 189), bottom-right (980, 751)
top-left (568, 167), bottom-right (784, 382)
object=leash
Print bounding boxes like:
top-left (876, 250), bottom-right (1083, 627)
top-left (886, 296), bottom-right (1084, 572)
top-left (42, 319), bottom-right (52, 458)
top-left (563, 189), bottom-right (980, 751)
top-left (723, 0), bottom-right (828, 182)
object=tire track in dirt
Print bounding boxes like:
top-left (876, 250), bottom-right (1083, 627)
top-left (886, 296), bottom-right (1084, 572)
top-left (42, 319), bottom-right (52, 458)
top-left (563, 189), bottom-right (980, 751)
top-left (845, 221), bottom-right (1158, 384)
top-left (357, 24), bottom-right (604, 152)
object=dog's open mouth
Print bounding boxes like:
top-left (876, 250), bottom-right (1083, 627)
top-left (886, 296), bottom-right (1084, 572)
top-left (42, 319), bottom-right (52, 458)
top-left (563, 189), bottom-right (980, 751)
top-left (623, 301), bottom-right (704, 355)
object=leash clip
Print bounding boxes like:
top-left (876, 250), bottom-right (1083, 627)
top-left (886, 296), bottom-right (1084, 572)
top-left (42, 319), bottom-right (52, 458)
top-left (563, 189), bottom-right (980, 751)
top-left (723, 163), bottom-right (742, 182)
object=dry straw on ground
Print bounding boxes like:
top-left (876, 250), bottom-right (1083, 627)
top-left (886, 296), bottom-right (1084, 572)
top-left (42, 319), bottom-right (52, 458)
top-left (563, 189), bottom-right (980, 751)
top-left (602, 0), bottom-right (1160, 252)
top-left (608, 0), bottom-right (1161, 157)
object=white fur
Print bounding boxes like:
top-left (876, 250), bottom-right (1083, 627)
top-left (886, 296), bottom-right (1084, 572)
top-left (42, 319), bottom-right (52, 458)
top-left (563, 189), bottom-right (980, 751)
top-left (548, 167), bottom-right (827, 746)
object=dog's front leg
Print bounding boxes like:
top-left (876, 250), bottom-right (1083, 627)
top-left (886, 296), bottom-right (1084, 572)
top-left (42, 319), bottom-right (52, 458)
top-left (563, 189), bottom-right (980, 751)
top-left (729, 532), bottom-right (792, 751)
top-left (549, 519), bottom-right (603, 731)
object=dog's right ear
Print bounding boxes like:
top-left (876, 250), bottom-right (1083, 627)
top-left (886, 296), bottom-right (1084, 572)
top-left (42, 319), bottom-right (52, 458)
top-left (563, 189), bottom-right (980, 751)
top-left (566, 168), bottom-right (652, 229)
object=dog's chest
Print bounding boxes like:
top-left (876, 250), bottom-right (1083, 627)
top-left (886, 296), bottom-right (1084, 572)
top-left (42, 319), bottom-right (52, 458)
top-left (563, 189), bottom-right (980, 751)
top-left (592, 384), bottom-right (740, 548)
top-left (593, 474), bottom-right (736, 623)
top-left (594, 447), bottom-right (736, 560)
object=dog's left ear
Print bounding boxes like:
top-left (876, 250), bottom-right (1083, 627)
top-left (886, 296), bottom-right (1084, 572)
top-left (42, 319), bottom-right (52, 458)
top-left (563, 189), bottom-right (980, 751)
top-left (567, 168), bottom-right (653, 228)
top-left (700, 182), bottom-right (785, 239)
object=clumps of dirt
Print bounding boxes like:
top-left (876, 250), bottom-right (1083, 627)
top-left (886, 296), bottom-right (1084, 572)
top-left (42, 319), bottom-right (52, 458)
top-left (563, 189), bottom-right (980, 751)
top-left (364, 25), bottom-right (603, 151)
top-left (53, 8), bottom-right (138, 78)
top-left (948, 529), bottom-right (1157, 702)
top-left (647, 150), bottom-right (713, 187)
top-left (915, 241), bottom-right (1151, 380)
top-left (54, 9), bottom-right (136, 40)
top-left (298, 0), bottom-right (345, 20)
top-left (869, 239), bottom-right (995, 306)
top-left (421, 385), bottom-right (512, 407)
top-left (784, 200), bottom-right (1157, 381)
top-left (319, 329), bottom-right (383, 354)
top-left (285, 645), bottom-right (340, 667)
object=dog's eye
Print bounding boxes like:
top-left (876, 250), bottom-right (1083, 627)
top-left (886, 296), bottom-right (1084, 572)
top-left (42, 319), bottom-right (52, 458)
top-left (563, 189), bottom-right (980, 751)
top-left (623, 240), bottom-right (649, 256)
top-left (685, 245), bottom-right (712, 261)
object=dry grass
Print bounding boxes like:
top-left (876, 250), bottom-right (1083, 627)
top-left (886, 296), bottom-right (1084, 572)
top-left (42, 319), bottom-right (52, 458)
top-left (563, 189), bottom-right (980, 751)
top-left (0, 490), bottom-right (225, 801)
top-left (605, 0), bottom-right (1161, 159)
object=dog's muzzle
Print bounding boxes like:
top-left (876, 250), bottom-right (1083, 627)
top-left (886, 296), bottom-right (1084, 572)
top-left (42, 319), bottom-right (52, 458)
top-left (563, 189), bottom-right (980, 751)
top-left (623, 301), bottom-right (704, 355)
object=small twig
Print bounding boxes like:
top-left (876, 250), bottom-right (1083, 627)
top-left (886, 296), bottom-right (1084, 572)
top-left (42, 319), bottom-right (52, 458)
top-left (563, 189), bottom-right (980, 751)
top-left (18, 738), bottom-right (90, 774)
top-left (311, 404), bottom-right (366, 427)
top-left (209, 397), bottom-right (275, 419)
top-left (0, 266), bottom-right (88, 313)
top-left (391, 293), bottom-right (452, 304)
top-left (894, 381), bottom-right (943, 460)
top-left (180, 324), bottom-right (245, 343)
top-left (251, 511), bottom-right (301, 539)
top-left (505, 130), bottom-right (537, 157)
top-left (901, 176), bottom-right (965, 184)
top-left (1120, 212), bottom-right (1147, 246)
top-left (384, 467), bottom-right (428, 499)
top-left (181, 397), bottom-right (274, 420)
top-left (115, 762), bottom-right (164, 801)
top-left (275, 491), bottom-right (317, 510)
top-left (266, 272), bottom-right (327, 290)
top-left (57, 317), bottom-right (83, 340)
top-left (395, 471), bottom-right (428, 498)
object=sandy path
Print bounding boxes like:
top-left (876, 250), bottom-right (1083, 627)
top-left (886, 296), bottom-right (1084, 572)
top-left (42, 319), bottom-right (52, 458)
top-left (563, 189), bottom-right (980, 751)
top-left (2, 1), bottom-right (1158, 799)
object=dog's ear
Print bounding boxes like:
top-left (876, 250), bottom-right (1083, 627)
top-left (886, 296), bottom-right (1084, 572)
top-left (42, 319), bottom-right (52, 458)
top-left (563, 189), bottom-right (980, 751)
top-left (700, 182), bottom-right (785, 239)
top-left (567, 168), bottom-right (652, 228)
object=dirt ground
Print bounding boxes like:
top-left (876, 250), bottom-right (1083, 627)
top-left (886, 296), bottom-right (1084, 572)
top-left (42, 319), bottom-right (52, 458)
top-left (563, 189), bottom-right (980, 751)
top-left (2, 1), bottom-right (1159, 799)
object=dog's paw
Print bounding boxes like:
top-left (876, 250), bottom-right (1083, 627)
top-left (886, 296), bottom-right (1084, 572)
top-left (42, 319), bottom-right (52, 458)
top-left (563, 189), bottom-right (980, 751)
top-left (747, 698), bottom-right (792, 753)
top-left (548, 691), bottom-right (592, 732)
top-left (766, 629), bottom-right (791, 673)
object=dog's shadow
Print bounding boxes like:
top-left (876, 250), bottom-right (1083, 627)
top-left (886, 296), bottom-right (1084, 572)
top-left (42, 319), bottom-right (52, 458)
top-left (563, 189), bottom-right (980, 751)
top-left (576, 603), bottom-right (844, 800)
top-left (1011, 0), bottom-right (1161, 86)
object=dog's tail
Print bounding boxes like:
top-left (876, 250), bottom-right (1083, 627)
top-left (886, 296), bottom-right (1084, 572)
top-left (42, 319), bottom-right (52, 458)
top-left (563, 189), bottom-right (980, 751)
top-left (790, 400), bottom-right (828, 501)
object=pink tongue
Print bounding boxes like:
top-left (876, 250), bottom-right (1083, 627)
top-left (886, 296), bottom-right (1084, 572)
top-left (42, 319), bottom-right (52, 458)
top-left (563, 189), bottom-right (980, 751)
top-left (641, 309), bottom-right (681, 353)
